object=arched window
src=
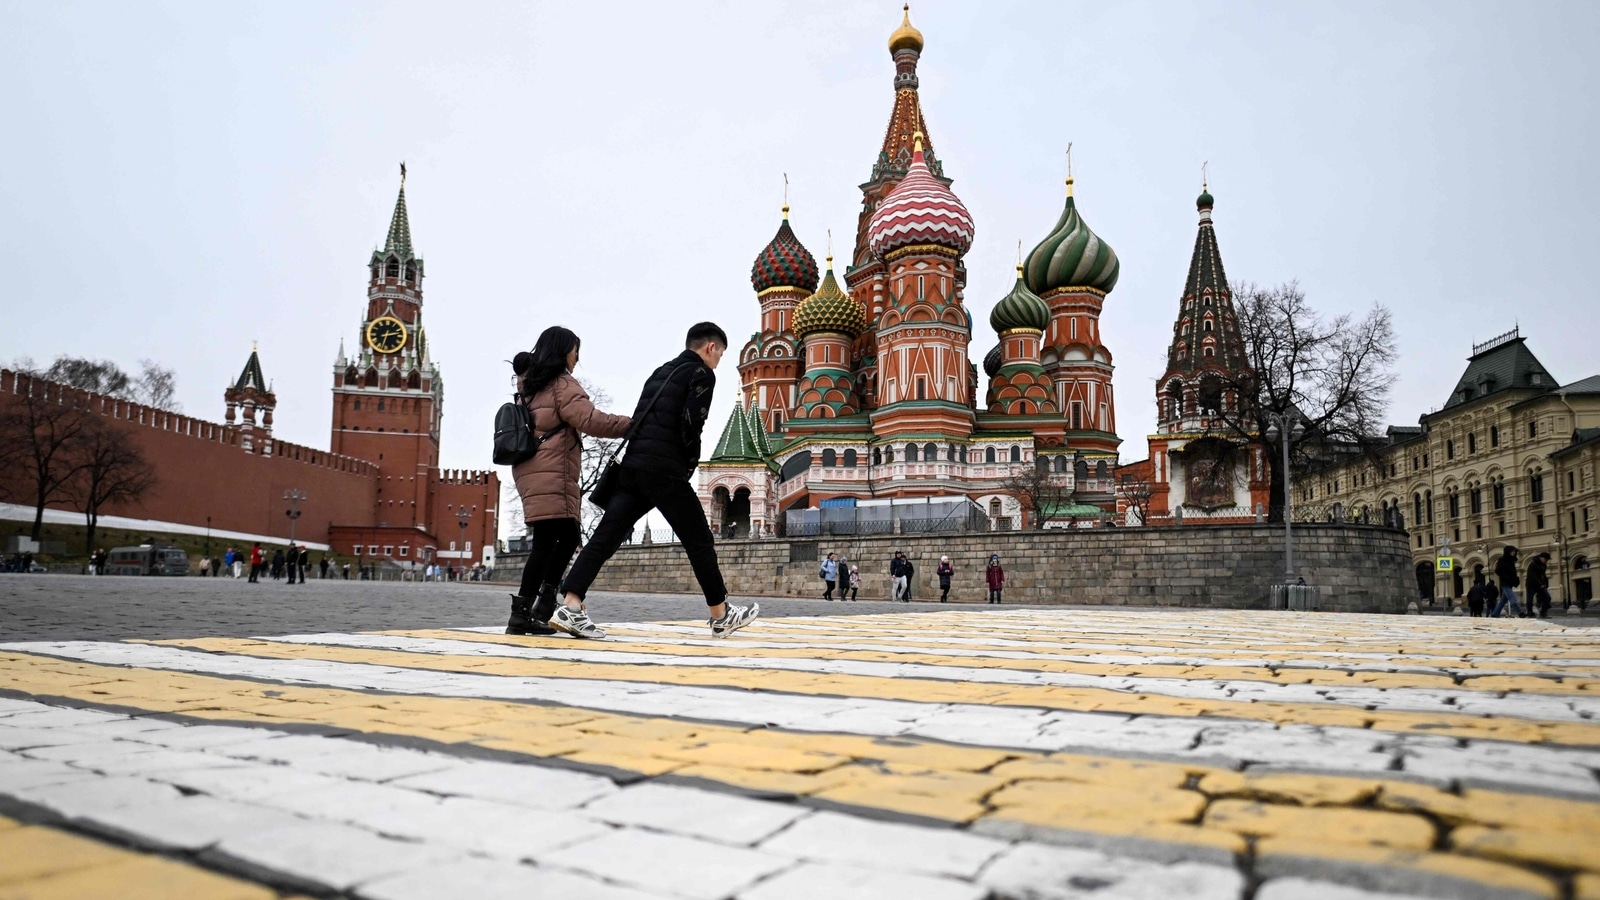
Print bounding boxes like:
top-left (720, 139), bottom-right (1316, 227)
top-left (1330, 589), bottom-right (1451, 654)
top-left (1446, 440), bottom-right (1454, 459)
top-left (1096, 460), bottom-right (1108, 478)
top-left (1413, 493), bottom-right (1423, 524)
top-left (946, 444), bottom-right (956, 462)
top-left (985, 447), bottom-right (996, 464)
top-left (1204, 320), bottom-right (1213, 332)
top-left (1468, 433), bottom-right (1477, 453)
top-left (822, 449), bottom-right (837, 467)
top-left (364, 368), bottom-right (379, 388)
top-left (842, 449), bottom-right (857, 468)
top-left (872, 447), bottom-right (882, 466)
top-left (1490, 425), bottom-right (1500, 447)
top-left (905, 443), bottom-right (919, 462)
top-left (1530, 471), bottom-right (1544, 502)
top-left (404, 263), bottom-right (415, 283)
top-left (960, 446), bottom-right (968, 463)
top-left (923, 442), bottom-right (937, 462)
top-left (1449, 491), bottom-right (1460, 518)
top-left (1056, 456), bottom-right (1069, 473)
top-left (353, 399), bottom-right (361, 411)
top-left (884, 448), bottom-right (895, 464)
top-left (1204, 347), bottom-right (1215, 357)
top-left (989, 498), bottom-right (1002, 517)
top-left (1010, 445), bottom-right (1021, 463)
top-left (385, 258), bottom-right (400, 279)
top-left (1425, 489), bottom-right (1434, 523)
top-left (1075, 458), bottom-right (1090, 481)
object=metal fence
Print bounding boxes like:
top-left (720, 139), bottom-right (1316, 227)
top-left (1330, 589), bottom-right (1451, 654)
top-left (1270, 584), bottom-right (1320, 611)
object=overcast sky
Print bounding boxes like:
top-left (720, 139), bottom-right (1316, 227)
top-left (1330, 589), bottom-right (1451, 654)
top-left (4, 0), bottom-right (1597, 531)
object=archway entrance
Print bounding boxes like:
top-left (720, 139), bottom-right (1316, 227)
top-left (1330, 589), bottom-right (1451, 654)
top-left (724, 487), bottom-right (752, 539)
top-left (1414, 561), bottom-right (1435, 601)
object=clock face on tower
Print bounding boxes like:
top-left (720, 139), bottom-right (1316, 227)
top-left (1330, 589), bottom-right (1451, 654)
top-left (366, 316), bottom-right (407, 354)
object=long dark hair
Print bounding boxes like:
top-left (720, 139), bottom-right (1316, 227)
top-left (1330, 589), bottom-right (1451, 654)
top-left (512, 326), bottom-right (580, 398)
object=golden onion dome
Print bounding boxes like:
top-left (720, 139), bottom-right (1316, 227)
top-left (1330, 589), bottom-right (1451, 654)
top-left (794, 256), bottom-right (867, 338)
top-left (888, 4), bottom-right (923, 54)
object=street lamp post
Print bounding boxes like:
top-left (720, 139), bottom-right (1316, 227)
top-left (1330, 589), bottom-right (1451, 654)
top-left (456, 507), bottom-right (472, 576)
top-left (1263, 413), bottom-right (1306, 585)
top-left (284, 489), bottom-right (306, 544)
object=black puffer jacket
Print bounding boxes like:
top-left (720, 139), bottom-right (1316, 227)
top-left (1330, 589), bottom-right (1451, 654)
top-left (620, 349), bottom-right (715, 481)
top-left (1495, 552), bottom-right (1521, 589)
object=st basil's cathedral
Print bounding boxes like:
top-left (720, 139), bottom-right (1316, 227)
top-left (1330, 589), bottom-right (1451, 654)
top-left (698, 7), bottom-right (1126, 536)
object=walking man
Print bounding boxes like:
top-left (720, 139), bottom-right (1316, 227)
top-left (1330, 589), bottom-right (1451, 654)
top-left (1491, 546), bottom-right (1523, 618)
top-left (248, 543), bottom-right (263, 583)
top-left (1527, 551), bottom-right (1553, 619)
top-left (555, 323), bottom-right (757, 639)
top-left (890, 551), bottom-right (908, 601)
top-left (284, 543), bottom-right (299, 584)
top-left (820, 552), bottom-right (838, 601)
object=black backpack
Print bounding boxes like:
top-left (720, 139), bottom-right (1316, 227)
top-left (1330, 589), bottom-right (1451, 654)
top-left (492, 396), bottom-right (566, 466)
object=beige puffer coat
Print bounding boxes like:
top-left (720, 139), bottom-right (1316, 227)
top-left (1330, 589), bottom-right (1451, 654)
top-left (511, 373), bottom-right (630, 522)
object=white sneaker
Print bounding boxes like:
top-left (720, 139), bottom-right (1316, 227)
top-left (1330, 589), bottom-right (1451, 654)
top-left (550, 605), bottom-right (606, 639)
top-left (710, 602), bottom-right (759, 638)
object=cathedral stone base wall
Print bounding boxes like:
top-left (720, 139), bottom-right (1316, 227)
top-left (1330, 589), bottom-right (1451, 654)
top-left (502, 524), bottom-right (1414, 613)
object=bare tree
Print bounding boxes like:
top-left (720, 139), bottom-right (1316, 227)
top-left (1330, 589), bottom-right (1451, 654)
top-left (0, 370), bottom-right (95, 540)
top-left (135, 360), bottom-right (181, 412)
top-left (40, 355), bottom-right (181, 411)
top-left (577, 378), bottom-right (624, 541)
top-left (1201, 281), bottom-right (1396, 523)
top-left (1117, 470), bottom-right (1155, 526)
top-left (65, 419), bottom-right (157, 557)
top-left (1000, 461), bottom-right (1075, 530)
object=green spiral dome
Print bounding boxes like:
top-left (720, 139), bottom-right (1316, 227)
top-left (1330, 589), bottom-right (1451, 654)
top-left (1023, 182), bottom-right (1120, 295)
top-left (989, 266), bottom-right (1050, 333)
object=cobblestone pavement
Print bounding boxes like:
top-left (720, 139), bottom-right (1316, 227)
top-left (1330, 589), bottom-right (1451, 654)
top-left (1, 578), bottom-right (1598, 899)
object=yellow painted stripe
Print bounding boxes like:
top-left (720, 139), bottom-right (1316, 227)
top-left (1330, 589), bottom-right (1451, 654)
top-left (0, 651), bottom-right (1589, 892)
top-left (394, 628), bottom-right (1600, 696)
top-left (0, 815), bottom-right (284, 899)
top-left (154, 637), bottom-right (1600, 746)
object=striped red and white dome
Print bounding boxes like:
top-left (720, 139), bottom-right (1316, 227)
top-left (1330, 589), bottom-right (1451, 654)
top-left (866, 134), bottom-right (974, 260)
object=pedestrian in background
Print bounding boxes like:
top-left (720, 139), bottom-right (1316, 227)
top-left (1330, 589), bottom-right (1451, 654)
top-left (986, 553), bottom-right (1005, 604)
top-left (902, 555), bottom-right (915, 601)
top-left (1491, 546), bottom-right (1523, 618)
top-left (284, 543), bottom-right (298, 584)
top-left (1466, 573), bottom-right (1487, 618)
top-left (890, 551), bottom-right (908, 601)
top-left (937, 555), bottom-right (953, 603)
top-left (820, 552), bottom-right (838, 601)
top-left (1527, 552), bottom-right (1552, 619)
top-left (248, 544), bottom-right (263, 583)
top-left (848, 565), bottom-right (860, 601)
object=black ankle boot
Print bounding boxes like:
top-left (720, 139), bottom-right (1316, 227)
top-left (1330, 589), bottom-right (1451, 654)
top-left (530, 583), bottom-right (560, 630)
top-left (506, 593), bottom-right (557, 636)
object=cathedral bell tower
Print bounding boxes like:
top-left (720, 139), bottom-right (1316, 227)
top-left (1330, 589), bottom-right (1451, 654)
top-left (330, 165), bottom-right (443, 529)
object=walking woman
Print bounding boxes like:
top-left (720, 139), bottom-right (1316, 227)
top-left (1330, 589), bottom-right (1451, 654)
top-left (506, 326), bottom-right (631, 635)
top-left (985, 553), bottom-right (1005, 604)
top-left (937, 555), bottom-right (953, 603)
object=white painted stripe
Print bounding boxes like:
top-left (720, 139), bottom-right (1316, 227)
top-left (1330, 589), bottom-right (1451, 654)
top-left (451, 626), bottom-right (1595, 678)
top-left (264, 632), bottom-right (1600, 723)
top-left (7, 640), bottom-right (1600, 797)
top-left (0, 501), bottom-right (331, 552)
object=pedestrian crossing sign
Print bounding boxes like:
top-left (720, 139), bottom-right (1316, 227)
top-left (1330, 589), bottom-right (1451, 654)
top-left (1437, 557), bottom-right (1454, 572)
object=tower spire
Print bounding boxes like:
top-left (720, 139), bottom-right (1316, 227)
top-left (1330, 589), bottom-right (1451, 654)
top-left (385, 165), bottom-right (414, 260)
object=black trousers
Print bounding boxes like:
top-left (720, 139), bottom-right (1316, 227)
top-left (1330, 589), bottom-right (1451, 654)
top-left (517, 517), bottom-right (581, 599)
top-left (563, 469), bottom-right (726, 606)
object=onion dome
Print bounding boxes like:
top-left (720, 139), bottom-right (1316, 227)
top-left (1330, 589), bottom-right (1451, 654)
top-left (1023, 177), bottom-right (1119, 295)
top-left (1197, 187), bottom-right (1214, 210)
top-left (982, 343), bottom-right (1003, 377)
top-left (989, 264), bottom-right (1050, 333)
top-left (867, 133), bottom-right (974, 260)
top-left (793, 256), bottom-right (867, 338)
top-left (888, 4), bottom-right (924, 54)
top-left (750, 206), bottom-right (820, 293)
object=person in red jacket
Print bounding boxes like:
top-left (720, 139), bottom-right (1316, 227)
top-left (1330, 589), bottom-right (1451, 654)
top-left (248, 543), bottom-right (264, 584)
top-left (985, 553), bottom-right (1005, 604)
